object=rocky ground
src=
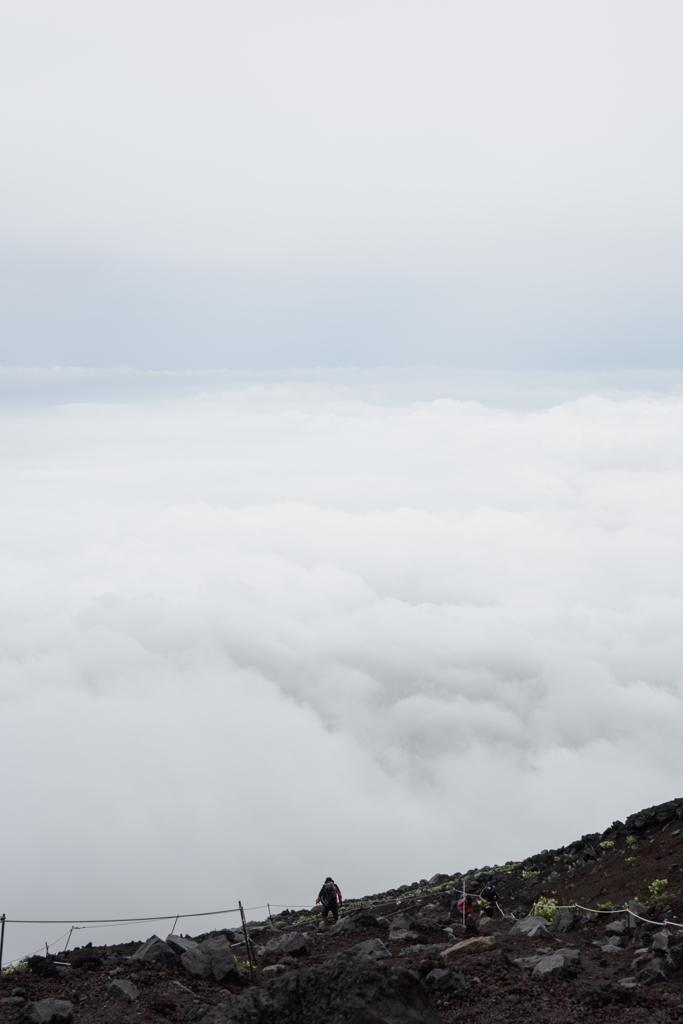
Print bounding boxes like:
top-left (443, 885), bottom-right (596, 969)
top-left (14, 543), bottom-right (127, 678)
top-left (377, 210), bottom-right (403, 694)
top-left (4, 796), bottom-right (683, 1023)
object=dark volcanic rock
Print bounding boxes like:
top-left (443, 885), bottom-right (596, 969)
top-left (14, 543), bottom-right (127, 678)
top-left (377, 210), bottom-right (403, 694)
top-left (201, 958), bottom-right (440, 1024)
top-left (68, 947), bottom-right (103, 970)
top-left (130, 935), bottom-right (178, 963)
top-left (18, 999), bottom-right (74, 1024)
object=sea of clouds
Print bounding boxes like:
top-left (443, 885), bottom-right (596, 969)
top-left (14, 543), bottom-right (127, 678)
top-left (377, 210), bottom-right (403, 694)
top-left (2, 367), bottom-right (683, 961)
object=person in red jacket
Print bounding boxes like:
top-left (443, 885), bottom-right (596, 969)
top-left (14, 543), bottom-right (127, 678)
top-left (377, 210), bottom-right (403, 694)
top-left (456, 891), bottom-right (473, 923)
top-left (316, 876), bottom-right (343, 927)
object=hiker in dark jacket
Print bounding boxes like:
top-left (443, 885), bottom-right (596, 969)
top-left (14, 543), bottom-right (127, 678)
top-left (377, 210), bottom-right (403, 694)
top-left (479, 884), bottom-right (499, 918)
top-left (316, 877), bottom-right (343, 927)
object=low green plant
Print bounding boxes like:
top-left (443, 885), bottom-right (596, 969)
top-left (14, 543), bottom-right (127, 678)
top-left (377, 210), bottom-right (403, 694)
top-left (625, 857), bottom-right (636, 866)
top-left (500, 863), bottom-right (521, 873)
top-left (522, 869), bottom-right (540, 880)
top-left (533, 897), bottom-right (558, 922)
top-left (626, 835), bottom-right (638, 848)
top-left (1, 958), bottom-right (28, 976)
top-left (554, 856), bottom-right (562, 863)
top-left (597, 901), bottom-right (613, 911)
top-left (649, 879), bottom-right (669, 900)
top-left (599, 840), bottom-right (615, 851)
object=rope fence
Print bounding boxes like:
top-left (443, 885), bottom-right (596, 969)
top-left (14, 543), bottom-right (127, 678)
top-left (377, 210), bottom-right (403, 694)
top-left (3, 888), bottom-right (682, 974)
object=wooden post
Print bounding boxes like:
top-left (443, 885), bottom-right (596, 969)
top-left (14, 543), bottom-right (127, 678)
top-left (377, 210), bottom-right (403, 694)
top-left (0, 915), bottom-right (5, 976)
top-left (238, 902), bottom-right (254, 986)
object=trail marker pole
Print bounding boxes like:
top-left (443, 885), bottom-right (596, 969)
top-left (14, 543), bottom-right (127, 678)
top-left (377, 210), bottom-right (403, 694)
top-left (267, 904), bottom-right (273, 925)
top-left (64, 927), bottom-right (74, 953)
top-left (0, 914), bottom-right (5, 976)
top-left (238, 902), bottom-right (254, 986)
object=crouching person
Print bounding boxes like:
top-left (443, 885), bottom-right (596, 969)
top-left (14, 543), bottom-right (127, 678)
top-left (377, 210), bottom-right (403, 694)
top-left (316, 876), bottom-right (343, 928)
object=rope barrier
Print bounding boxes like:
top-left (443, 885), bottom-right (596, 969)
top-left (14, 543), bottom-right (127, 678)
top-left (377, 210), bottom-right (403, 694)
top-left (4, 908), bottom-right (241, 926)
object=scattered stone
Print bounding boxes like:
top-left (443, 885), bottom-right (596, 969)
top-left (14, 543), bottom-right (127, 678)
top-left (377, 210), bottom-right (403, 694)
top-left (551, 908), bottom-right (576, 933)
top-left (261, 964), bottom-right (286, 976)
top-left (130, 935), bottom-right (177, 963)
top-left (200, 958), bottom-right (440, 1024)
top-left (510, 918), bottom-right (555, 941)
top-left (327, 917), bottom-right (358, 935)
top-left (0, 997), bottom-right (26, 1006)
top-left (635, 958), bottom-right (669, 985)
top-left (628, 901), bottom-right (649, 929)
top-left (532, 948), bottom-right (579, 978)
top-left (348, 938), bottom-right (391, 961)
top-left (652, 929), bottom-right (670, 951)
top-left (605, 919), bottom-right (628, 937)
top-left (18, 999), bottom-right (74, 1024)
top-left (68, 948), bottom-right (102, 970)
top-left (107, 979), bottom-right (139, 1002)
top-left (424, 968), bottom-right (466, 993)
top-left (428, 874), bottom-right (449, 886)
top-left (166, 935), bottom-right (199, 955)
top-left (181, 935), bottom-right (240, 982)
top-left (441, 936), bottom-right (495, 959)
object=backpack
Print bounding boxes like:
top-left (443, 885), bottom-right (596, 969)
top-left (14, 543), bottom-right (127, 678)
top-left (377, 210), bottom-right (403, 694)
top-left (321, 883), bottom-right (338, 906)
top-left (482, 885), bottom-right (498, 901)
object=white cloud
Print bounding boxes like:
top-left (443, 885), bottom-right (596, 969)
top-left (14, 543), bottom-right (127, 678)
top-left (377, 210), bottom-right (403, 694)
top-left (1, 369), bottom-right (683, 960)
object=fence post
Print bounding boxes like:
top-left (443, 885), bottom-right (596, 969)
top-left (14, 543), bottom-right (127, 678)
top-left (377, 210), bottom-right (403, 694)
top-left (0, 914), bottom-right (5, 977)
top-left (238, 902), bottom-right (254, 986)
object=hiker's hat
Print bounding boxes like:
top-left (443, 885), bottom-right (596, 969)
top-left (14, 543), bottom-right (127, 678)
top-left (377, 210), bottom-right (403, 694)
top-left (325, 876), bottom-right (334, 882)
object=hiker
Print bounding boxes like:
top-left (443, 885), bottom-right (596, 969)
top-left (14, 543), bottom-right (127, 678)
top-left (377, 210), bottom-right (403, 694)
top-left (456, 891), bottom-right (473, 922)
top-left (479, 883), bottom-right (499, 918)
top-left (316, 876), bottom-right (343, 927)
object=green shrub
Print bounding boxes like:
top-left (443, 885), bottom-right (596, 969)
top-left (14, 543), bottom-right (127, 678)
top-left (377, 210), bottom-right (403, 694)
top-left (597, 901), bottom-right (613, 911)
top-left (649, 879), bottom-right (669, 900)
top-left (533, 897), bottom-right (558, 922)
top-left (1, 958), bottom-right (28, 977)
top-left (625, 857), bottom-right (636, 866)
top-left (599, 841), bottom-right (615, 851)
top-left (522, 869), bottom-right (539, 880)
top-left (500, 863), bottom-right (521, 873)
top-left (626, 835), bottom-right (638, 847)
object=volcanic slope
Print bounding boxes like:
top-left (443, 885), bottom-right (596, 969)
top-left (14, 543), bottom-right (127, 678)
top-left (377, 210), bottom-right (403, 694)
top-left (4, 796), bottom-right (683, 1024)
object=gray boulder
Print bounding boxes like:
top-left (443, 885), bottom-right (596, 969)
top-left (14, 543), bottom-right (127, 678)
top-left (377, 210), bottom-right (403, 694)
top-left (166, 934), bottom-right (199, 955)
top-left (181, 946), bottom-right (213, 980)
top-left (652, 929), bottom-right (671, 951)
top-left (348, 938), bottom-right (391, 961)
top-left (181, 935), bottom-right (240, 982)
top-left (424, 968), bottom-right (466, 993)
top-left (628, 900), bottom-right (649, 928)
top-left (635, 958), bottom-right (669, 985)
top-left (532, 948), bottom-right (579, 978)
top-left (605, 919), bottom-right (628, 937)
top-left (510, 917), bottom-right (555, 940)
top-left (0, 998), bottom-right (26, 1007)
top-left (130, 935), bottom-right (177, 963)
top-left (20, 1000), bottom-right (74, 1024)
top-left (327, 918), bottom-right (358, 935)
top-left (428, 874), bottom-right (449, 886)
top-left (107, 979), bottom-right (139, 1002)
top-left (264, 932), bottom-right (315, 957)
top-left (513, 955), bottom-right (543, 969)
top-left (551, 908), bottom-right (576, 933)
top-left (391, 914), bottom-right (418, 931)
top-left (199, 957), bottom-right (440, 1024)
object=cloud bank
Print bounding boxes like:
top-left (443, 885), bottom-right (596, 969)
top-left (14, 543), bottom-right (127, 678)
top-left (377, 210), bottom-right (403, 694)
top-left (2, 369), bottom-right (683, 959)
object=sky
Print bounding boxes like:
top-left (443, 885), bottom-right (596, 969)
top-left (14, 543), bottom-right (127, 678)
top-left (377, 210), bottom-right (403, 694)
top-left (1, 0), bottom-right (683, 965)
top-left (1, 0), bottom-right (683, 367)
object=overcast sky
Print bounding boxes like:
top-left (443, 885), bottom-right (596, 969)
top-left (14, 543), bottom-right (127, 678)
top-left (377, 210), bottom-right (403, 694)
top-left (1, 0), bottom-right (683, 367)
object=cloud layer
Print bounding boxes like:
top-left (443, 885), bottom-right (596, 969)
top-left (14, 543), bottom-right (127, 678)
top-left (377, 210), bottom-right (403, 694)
top-left (2, 369), bottom-right (683, 959)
